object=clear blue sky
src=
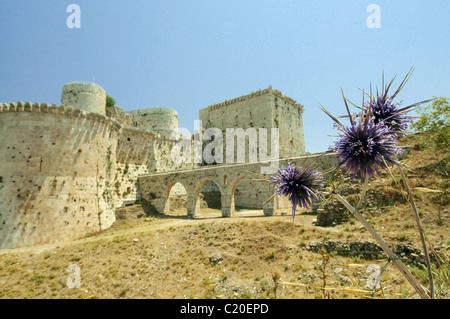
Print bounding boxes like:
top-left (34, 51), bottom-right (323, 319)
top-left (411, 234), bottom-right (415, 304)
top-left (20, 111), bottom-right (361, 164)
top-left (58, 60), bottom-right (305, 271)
top-left (1, 0), bottom-right (449, 153)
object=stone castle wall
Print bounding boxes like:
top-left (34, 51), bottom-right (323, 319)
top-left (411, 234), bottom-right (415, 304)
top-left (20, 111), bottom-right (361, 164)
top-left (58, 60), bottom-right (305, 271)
top-left (0, 83), bottom-right (308, 249)
top-left (0, 83), bottom-right (187, 248)
top-left (0, 102), bottom-right (117, 248)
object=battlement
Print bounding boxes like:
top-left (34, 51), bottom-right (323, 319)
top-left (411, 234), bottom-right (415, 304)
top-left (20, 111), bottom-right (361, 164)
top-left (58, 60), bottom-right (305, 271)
top-left (0, 102), bottom-right (183, 146)
top-left (206, 86), bottom-right (303, 112)
top-left (0, 101), bottom-right (125, 131)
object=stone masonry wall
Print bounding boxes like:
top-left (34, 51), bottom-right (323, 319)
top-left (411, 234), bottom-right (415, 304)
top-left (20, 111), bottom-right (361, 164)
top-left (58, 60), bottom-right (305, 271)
top-left (106, 106), bottom-right (132, 127)
top-left (199, 86), bottom-right (306, 162)
top-left (0, 102), bottom-right (119, 248)
top-left (0, 101), bottom-right (197, 248)
top-left (274, 95), bottom-right (306, 156)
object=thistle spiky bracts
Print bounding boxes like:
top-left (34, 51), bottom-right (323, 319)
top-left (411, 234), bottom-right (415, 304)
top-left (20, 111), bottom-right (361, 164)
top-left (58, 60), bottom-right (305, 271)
top-left (269, 162), bottom-right (324, 220)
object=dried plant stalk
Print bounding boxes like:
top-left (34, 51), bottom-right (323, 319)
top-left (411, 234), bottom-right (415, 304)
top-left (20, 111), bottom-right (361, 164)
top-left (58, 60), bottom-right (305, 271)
top-left (334, 177), bottom-right (430, 299)
top-left (398, 166), bottom-right (434, 298)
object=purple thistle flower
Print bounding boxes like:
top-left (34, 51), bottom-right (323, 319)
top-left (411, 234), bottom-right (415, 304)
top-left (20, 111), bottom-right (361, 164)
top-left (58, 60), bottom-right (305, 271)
top-left (333, 115), bottom-right (402, 179)
top-left (364, 95), bottom-right (413, 136)
top-left (269, 162), bottom-right (324, 220)
top-left (321, 69), bottom-right (433, 181)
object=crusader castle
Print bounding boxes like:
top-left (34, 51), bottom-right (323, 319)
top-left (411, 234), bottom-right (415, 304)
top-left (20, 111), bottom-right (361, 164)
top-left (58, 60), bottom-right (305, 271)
top-left (0, 82), bottom-right (336, 249)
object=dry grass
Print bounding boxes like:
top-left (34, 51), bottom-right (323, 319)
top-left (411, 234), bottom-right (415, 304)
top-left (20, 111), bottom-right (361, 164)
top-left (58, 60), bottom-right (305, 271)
top-left (0, 214), bottom-right (421, 299)
top-left (0, 132), bottom-right (448, 299)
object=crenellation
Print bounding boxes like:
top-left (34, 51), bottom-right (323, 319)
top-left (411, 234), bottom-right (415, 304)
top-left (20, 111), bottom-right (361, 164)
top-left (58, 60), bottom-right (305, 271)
top-left (49, 104), bottom-right (58, 114)
top-left (24, 101), bottom-right (32, 111)
top-left (41, 103), bottom-right (49, 112)
top-left (71, 108), bottom-right (81, 117)
top-left (58, 106), bottom-right (66, 115)
top-left (205, 86), bottom-right (303, 114)
top-left (64, 107), bottom-right (73, 117)
top-left (0, 101), bottom-right (128, 131)
top-left (17, 101), bottom-right (24, 112)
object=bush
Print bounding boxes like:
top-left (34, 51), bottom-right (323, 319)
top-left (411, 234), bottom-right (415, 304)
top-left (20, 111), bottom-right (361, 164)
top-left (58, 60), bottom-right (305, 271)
top-left (411, 96), bottom-right (450, 150)
top-left (411, 96), bottom-right (450, 175)
top-left (106, 94), bottom-right (116, 108)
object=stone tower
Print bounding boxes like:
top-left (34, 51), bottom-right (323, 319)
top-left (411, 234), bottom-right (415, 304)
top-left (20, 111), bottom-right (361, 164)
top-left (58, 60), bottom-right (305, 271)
top-left (199, 86), bottom-right (306, 162)
top-left (198, 86), bottom-right (305, 209)
top-left (61, 82), bottom-right (107, 115)
top-left (128, 107), bottom-right (179, 137)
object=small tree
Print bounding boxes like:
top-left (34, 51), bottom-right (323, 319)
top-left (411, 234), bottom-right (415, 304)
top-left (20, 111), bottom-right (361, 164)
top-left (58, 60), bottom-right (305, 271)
top-left (106, 94), bottom-right (116, 108)
top-left (411, 96), bottom-right (449, 173)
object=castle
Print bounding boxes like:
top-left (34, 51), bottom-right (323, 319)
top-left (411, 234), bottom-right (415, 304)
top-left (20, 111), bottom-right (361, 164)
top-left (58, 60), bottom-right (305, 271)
top-left (0, 82), bottom-right (332, 249)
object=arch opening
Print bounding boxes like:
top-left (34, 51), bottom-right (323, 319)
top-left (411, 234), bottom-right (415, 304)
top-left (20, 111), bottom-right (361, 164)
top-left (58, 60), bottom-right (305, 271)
top-left (231, 175), bottom-right (266, 217)
top-left (196, 180), bottom-right (222, 218)
top-left (165, 182), bottom-right (188, 216)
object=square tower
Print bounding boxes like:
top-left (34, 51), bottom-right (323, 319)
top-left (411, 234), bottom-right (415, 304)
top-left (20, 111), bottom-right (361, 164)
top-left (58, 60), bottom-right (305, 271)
top-left (199, 86), bottom-right (306, 163)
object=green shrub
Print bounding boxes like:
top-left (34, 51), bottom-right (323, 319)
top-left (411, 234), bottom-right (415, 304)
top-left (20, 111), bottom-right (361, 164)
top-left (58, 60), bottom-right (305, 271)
top-left (106, 94), bottom-right (116, 108)
top-left (411, 96), bottom-right (449, 154)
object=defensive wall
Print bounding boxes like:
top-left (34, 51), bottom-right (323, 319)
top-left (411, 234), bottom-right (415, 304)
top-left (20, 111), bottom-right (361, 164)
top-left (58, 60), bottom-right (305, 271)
top-left (0, 83), bottom-right (190, 249)
top-left (0, 82), bottom-right (318, 249)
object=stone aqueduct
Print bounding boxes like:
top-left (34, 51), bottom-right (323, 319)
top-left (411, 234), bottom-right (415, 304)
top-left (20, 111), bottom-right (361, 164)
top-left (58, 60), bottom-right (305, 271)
top-left (139, 154), bottom-right (337, 218)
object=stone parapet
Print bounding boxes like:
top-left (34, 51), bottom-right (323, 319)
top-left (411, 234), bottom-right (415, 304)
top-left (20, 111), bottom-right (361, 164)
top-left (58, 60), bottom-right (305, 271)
top-left (206, 86), bottom-right (303, 112)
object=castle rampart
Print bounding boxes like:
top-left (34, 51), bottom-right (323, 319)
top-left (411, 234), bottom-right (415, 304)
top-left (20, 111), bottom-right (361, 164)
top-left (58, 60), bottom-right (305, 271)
top-left (0, 101), bottom-right (118, 248)
top-left (0, 82), bottom-right (309, 249)
top-left (0, 99), bottom-right (191, 248)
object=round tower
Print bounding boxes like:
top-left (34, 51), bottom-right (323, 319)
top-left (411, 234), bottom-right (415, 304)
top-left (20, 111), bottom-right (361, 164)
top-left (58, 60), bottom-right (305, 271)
top-left (61, 82), bottom-right (107, 115)
top-left (129, 107), bottom-right (178, 136)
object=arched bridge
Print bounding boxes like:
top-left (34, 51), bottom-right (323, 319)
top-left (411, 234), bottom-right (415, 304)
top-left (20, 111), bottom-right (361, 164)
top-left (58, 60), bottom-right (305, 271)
top-left (138, 153), bottom-right (337, 218)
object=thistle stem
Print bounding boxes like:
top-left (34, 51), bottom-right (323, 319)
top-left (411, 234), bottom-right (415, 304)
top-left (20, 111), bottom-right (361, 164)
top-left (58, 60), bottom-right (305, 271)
top-left (398, 166), bottom-right (434, 298)
top-left (356, 177), bottom-right (369, 211)
top-left (335, 190), bottom-right (430, 299)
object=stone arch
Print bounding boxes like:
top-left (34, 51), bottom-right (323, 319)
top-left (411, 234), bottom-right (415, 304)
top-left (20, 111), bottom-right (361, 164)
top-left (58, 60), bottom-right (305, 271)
top-left (229, 175), bottom-right (247, 217)
top-left (195, 179), bottom-right (223, 218)
top-left (231, 175), bottom-right (247, 194)
top-left (231, 174), bottom-right (275, 217)
top-left (164, 181), bottom-right (188, 216)
top-left (231, 174), bottom-right (260, 210)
